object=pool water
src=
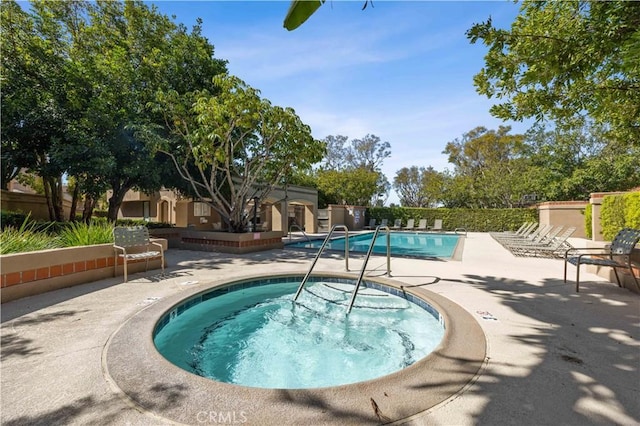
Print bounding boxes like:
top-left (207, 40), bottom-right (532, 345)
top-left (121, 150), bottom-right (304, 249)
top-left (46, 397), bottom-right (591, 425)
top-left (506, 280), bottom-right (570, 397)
top-left (287, 231), bottom-right (460, 258)
top-left (154, 279), bottom-right (445, 389)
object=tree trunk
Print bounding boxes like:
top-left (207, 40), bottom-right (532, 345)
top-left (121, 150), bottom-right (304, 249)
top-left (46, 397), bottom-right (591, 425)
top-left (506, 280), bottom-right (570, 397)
top-left (107, 183), bottom-right (131, 223)
top-left (82, 196), bottom-right (97, 224)
top-left (42, 175), bottom-right (64, 221)
top-left (42, 176), bottom-right (55, 220)
top-left (69, 184), bottom-right (80, 221)
top-left (52, 177), bottom-right (64, 222)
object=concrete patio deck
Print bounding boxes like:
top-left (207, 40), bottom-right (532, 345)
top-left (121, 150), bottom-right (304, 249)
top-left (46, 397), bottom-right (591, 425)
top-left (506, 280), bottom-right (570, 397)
top-left (1, 232), bottom-right (638, 425)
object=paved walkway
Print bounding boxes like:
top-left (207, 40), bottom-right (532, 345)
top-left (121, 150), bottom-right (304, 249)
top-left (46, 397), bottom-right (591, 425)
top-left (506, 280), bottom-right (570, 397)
top-left (1, 233), bottom-right (639, 425)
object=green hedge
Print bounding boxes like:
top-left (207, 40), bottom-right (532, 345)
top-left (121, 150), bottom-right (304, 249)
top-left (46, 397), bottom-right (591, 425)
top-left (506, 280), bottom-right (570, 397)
top-left (600, 192), bottom-right (640, 240)
top-left (366, 207), bottom-right (538, 232)
top-left (1, 210), bottom-right (30, 230)
top-left (584, 205), bottom-right (592, 239)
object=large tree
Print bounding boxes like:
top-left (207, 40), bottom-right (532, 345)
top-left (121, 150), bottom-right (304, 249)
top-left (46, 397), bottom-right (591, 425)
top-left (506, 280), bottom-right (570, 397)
top-left (393, 166), bottom-right (444, 208)
top-left (74, 1), bottom-right (227, 221)
top-left (316, 134), bottom-right (391, 206)
top-left (443, 126), bottom-right (530, 208)
top-left (524, 124), bottom-right (640, 201)
top-left (154, 75), bottom-right (324, 232)
top-left (316, 168), bottom-right (379, 207)
top-left (1, 0), bottom-right (75, 220)
top-left (1, 0), bottom-right (227, 221)
top-left (467, 1), bottom-right (640, 145)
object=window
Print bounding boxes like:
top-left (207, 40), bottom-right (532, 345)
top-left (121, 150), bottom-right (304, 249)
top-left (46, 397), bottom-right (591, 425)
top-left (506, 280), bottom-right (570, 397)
top-left (142, 201), bottom-right (150, 221)
top-left (193, 202), bottom-right (211, 217)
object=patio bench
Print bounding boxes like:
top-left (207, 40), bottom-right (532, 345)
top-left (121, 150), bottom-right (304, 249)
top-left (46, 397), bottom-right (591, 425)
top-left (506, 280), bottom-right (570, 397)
top-left (113, 226), bottom-right (165, 282)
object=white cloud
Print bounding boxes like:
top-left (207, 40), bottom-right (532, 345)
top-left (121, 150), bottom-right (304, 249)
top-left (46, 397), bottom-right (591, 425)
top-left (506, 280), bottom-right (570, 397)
top-left (176, 1), bottom-right (526, 205)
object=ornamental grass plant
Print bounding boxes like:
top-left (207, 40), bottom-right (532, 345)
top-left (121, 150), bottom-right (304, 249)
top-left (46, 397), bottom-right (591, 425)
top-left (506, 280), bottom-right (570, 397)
top-left (57, 220), bottom-right (114, 247)
top-left (0, 217), bottom-right (116, 254)
top-left (0, 217), bottom-right (60, 255)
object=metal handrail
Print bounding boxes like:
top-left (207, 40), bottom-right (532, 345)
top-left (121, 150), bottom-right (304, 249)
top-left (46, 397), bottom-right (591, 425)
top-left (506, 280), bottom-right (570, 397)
top-left (288, 224), bottom-right (310, 242)
top-left (346, 225), bottom-right (391, 314)
top-left (293, 225), bottom-right (350, 301)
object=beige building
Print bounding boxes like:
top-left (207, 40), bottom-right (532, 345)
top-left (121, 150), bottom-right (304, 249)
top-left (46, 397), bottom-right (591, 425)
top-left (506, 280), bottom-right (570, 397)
top-left (116, 184), bottom-right (320, 233)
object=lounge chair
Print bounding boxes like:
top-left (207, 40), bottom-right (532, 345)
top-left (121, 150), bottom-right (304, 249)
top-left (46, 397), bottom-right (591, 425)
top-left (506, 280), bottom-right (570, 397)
top-left (503, 224), bottom-right (558, 251)
top-left (564, 228), bottom-right (640, 292)
top-left (379, 218), bottom-right (389, 228)
top-left (427, 219), bottom-right (443, 232)
top-left (403, 218), bottom-right (415, 231)
top-left (495, 222), bottom-right (538, 242)
top-left (490, 222), bottom-right (532, 238)
top-left (511, 227), bottom-right (576, 258)
top-left (495, 223), bottom-right (548, 244)
top-left (390, 219), bottom-right (402, 230)
top-left (364, 219), bottom-right (376, 230)
top-left (415, 219), bottom-right (428, 231)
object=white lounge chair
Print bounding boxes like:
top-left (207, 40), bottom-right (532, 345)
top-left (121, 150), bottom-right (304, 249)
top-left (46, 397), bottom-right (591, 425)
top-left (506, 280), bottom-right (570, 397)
top-left (403, 218), bottom-right (415, 231)
top-left (364, 219), bottom-right (376, 230)
top-left (415, 219), bottom-right (428, 231)
top-left (427, 219), bottom-right (443, 232)
top-left (513, 226), bottom-right (576, 258)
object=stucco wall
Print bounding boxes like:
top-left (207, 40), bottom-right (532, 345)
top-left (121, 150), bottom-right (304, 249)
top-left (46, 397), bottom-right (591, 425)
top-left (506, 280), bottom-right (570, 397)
top-left (1, 239), bottom-right (167, 303)
top-left (538, 201), bottom-right (588, 238)
top-left (1, 190), bottom-right (77, 221)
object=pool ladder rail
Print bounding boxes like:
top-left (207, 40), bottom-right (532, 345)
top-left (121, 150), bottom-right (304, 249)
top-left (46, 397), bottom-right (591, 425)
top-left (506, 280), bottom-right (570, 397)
top-left (288, 224), bottom-right (311, 242)
top-left (347, 225), bottom-right (391, 314)
top-left (293, 225), bottom-right (350, 301)
top-left (292, 225), bottom-right (392, 315)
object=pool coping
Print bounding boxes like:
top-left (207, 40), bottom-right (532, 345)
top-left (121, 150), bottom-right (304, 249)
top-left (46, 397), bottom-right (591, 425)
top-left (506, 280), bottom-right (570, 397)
top-left (103, 271), bottom-right (486, 425)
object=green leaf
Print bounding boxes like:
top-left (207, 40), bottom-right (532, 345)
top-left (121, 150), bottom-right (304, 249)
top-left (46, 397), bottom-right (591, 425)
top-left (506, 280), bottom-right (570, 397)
top-left (283, 0), bottom-right (324, 31)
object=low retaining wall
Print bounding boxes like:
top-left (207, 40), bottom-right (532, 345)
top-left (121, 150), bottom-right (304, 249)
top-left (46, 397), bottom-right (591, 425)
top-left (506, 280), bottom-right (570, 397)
top-left (178, 230), bottom-right (284, 254)
top-left (582, 241), bottom-right (640, 293)
top-left (1, 230), bottom-right (284, 303)
top-left (1, 239), bottom-right (167, 304)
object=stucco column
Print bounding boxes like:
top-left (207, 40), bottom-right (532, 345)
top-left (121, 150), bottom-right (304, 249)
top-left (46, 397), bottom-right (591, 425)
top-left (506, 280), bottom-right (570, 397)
top-left (589, 195), bottom-right (603, 242)
top-left (304, 204), bottom-right (316, 233)
top-left (271, 202), bottom-right (285, 233)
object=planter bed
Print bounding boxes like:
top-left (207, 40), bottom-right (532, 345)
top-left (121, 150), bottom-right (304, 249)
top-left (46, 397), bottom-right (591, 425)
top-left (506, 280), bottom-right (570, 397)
top-left (1, 239), bottom-right (167, 303)
top-left (1, 229), bottom-right (285, 303)
top-left (149, 228), bottom-right (284, 253)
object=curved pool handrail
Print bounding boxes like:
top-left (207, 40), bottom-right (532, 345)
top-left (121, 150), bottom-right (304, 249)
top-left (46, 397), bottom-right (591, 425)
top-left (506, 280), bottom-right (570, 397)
top-left (347, 225), bottom-right (391, 314)
top-left (293, 225), bottom-right (350, 301)
top-left (288, 224), bottom-right (311, 242)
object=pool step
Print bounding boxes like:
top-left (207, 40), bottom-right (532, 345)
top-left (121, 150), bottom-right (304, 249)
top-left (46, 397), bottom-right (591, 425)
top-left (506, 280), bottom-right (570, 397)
top-left (301, 282), bottom-right (409, 310)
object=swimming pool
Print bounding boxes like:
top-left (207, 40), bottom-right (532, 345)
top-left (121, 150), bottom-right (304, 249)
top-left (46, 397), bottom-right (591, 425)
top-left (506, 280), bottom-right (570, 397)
top-left (105, 272), bottom-right (486, 424)
top-left (153, 277), bottom-right (445, 389)
top-left (287, 231), bottom-right (461, 259)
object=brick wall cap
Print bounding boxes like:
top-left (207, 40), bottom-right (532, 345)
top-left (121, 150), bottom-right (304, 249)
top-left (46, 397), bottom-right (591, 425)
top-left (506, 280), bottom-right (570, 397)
top-left (538, 201), bottom-right (588, 206)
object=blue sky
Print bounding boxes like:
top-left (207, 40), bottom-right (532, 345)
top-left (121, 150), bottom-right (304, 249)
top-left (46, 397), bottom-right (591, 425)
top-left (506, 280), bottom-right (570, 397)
top-left (150, 1), bottom-right (530, 204)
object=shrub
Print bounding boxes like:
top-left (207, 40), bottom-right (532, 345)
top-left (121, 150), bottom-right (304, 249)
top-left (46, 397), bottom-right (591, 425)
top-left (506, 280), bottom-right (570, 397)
top-left (366, 207), bottom-right (538, 232)
top-left (0, 217), bottom-right (60, 254)
top-left (1, 210), bottom-right (30, 230)
top-left (113, 219), bottom-right (173, 229)
top-left (600, 191), bottom-right (640, 240)
top-left (57, 221), bottom-right (114, 247)
top-left (584, 205), bottom-right (592, 239)
top-left (623, 192), bottom-right (640, 230)
top-left (601, 195), bottom-right (626, 240)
